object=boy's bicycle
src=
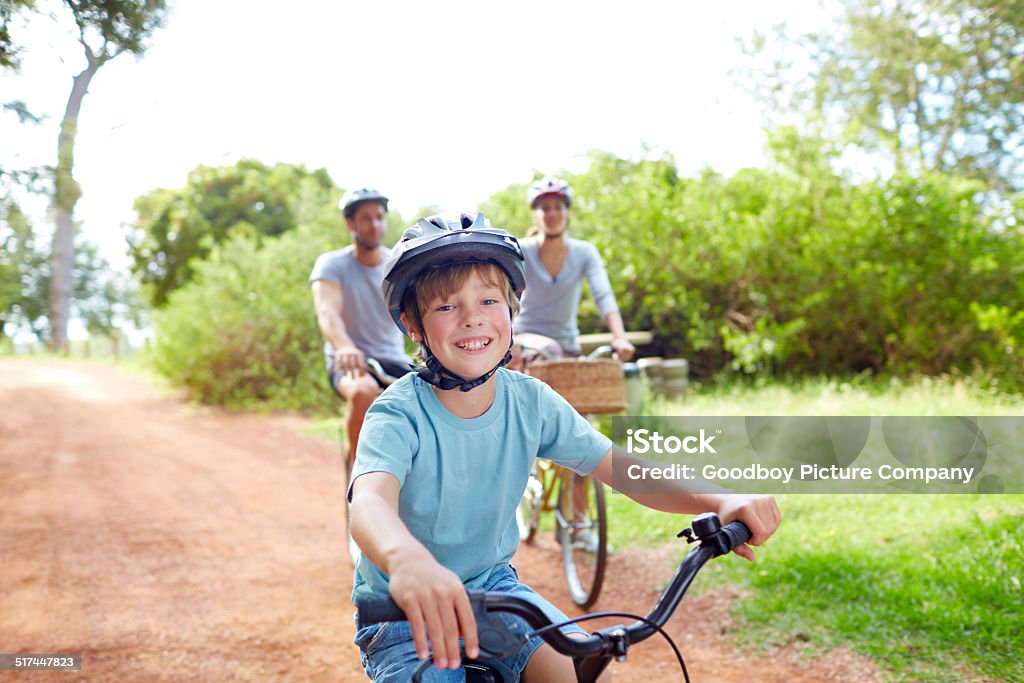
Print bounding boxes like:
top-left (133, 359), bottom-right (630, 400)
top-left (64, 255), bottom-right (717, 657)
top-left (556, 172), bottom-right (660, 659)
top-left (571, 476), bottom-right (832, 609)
top-left (356, 512), bottom-right (751, 683)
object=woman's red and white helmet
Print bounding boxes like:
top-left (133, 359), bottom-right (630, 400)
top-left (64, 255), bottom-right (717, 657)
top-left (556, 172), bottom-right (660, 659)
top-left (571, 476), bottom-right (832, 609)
top-left (527, 176), bottom-right (573, 208)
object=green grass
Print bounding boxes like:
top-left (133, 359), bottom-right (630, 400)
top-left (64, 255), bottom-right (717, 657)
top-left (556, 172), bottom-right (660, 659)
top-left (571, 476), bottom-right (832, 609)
top-left (646, 373), bottom-right (1024, 416)
top-left (604, 375), bottom-right (1024, 682)
top-left (306, 415), bottom-right (345, 443)
top-left (710, 495), bottom-right (1022, 682)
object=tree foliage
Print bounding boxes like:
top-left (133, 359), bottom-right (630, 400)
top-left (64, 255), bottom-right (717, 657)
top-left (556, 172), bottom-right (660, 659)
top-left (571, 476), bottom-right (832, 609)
top-left (0, 0), bottom-right (34, 69)
top-left (151, 223), bottom-right (338, 412)
top-left (127, 160), bottom-right (341, 307)
top-left (144, 164), bottom-right (419, 410)
top-left (1, 194), bottom-right (129, 343)
top-left (485, 145), bottom-right (1024, 388)
top-left (48, 0), bottom-right (167, 351)
top-left (745, 0), bottom-right (1024, 193)
top-left (0, 195), bottom-right (46, 340)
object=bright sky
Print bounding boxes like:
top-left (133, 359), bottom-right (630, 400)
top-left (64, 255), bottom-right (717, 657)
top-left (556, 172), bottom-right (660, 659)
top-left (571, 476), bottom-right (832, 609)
top-left (2, 0), bottom-right (833, 273)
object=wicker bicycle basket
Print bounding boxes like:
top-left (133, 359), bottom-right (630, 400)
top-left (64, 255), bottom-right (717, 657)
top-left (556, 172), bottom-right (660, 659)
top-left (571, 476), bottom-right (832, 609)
top-left (526, 357), bottom-right (625, 415)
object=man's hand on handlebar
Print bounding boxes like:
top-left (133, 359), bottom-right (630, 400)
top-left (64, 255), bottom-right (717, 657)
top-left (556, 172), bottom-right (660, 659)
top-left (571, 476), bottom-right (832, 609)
top-left (334, 344), bottom-right (367, 379)
top-left (715, 494), bottom-right (781, 562)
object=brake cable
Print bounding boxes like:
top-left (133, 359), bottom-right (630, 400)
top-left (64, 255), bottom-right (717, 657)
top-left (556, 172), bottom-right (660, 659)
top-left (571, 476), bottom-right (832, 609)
top-left (529, 611), bottom-right (690, 682)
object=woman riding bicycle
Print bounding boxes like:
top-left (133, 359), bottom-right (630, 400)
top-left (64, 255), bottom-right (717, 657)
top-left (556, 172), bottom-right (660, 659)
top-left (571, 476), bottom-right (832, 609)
top-left (347, 212), bottom-right (780, 682)
top-left (512, 176), bottom-right (635, 368)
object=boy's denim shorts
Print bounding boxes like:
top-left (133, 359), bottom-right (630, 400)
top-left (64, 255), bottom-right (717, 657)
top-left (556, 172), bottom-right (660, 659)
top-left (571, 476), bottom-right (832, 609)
top-left (353, 564), bottom-right (586, 682)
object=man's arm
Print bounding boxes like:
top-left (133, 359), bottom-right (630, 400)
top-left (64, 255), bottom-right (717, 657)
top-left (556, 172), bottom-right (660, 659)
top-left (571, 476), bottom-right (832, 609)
top-left (311, 279), bottom-right (366, 377)
top-left (588, 446), bottom-right (781, 560)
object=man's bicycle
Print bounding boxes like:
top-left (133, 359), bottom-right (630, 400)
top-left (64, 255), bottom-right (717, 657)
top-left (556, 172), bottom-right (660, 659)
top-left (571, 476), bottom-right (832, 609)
top-left (343, 359), bottom-right (402, 564)
top-left (357, 512), bottom-right (751, 682)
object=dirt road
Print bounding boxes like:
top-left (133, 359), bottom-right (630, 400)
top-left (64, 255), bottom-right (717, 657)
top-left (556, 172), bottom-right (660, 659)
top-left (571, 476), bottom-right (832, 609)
top-left (0, 358), bottom-right (880, 682)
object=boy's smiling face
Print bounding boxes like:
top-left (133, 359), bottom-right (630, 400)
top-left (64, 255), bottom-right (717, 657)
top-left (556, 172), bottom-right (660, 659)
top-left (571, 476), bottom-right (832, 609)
top-left (417, 268), bottom-right (512, 381)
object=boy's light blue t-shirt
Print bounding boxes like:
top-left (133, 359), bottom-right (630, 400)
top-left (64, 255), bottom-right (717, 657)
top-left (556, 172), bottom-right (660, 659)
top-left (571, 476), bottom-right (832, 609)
top-left (349, 368), bottom-right (611, 601)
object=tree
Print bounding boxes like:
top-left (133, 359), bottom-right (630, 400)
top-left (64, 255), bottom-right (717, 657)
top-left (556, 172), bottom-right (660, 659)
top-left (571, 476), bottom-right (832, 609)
top-left (744, 0), bottom-right (1024, 193)
top-left (0, 195), bottom-right (47, 343)
top-left (0, 0), bottom-right (35, 69)
top-left (2, 0), bottom-right (46, 192)
top-left (75, 243), bottom-right (143, 356)
top-left (1, 196), bottom-right (115, 345)
top-left (126, 160), bottom-right (341, 307)
top-left (49, 0), bottom-right (167, 352)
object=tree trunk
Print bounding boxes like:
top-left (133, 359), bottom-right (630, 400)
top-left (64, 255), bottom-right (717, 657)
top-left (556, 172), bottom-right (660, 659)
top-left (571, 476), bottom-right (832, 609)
top-left (49, 57), bottom-right (100, 352)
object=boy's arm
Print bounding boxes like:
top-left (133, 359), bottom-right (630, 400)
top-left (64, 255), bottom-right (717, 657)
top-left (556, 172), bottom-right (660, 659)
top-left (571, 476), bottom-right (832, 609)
top-left (588, 446), bottom-right (781, 561)
top-left (350, 472), bottom-right (479, 669)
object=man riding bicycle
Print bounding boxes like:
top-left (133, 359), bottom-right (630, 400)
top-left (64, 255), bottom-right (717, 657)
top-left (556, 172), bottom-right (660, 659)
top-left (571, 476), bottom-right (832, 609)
top-left (310, 188), bottom-right (414, 470)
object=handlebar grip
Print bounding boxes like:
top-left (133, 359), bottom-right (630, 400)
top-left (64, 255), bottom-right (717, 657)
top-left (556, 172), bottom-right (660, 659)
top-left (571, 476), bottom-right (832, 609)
top-left (356, 595), bottom-right (407, 625)
top-left (721, 521), bottom-right (752, 551)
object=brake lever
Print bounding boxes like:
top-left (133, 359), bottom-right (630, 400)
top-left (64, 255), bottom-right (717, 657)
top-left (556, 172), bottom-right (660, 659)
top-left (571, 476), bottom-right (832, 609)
top-left (677, 527), bottom-right (699, 544)
top-left (469, 589), bottom-right (529, 659)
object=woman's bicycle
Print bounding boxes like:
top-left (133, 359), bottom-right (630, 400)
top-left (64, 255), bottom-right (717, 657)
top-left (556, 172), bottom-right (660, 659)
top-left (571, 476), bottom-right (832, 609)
top-left (518, 345), bottom-right (625, 609)
top-left (517, 458), bottom-right (608, 608)
top-left (356, 512), bottom-right (751, 683)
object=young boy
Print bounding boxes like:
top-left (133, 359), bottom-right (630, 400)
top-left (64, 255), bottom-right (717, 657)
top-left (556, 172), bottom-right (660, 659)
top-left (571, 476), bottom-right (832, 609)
top-left (349, 213), bottom-right (780, 682)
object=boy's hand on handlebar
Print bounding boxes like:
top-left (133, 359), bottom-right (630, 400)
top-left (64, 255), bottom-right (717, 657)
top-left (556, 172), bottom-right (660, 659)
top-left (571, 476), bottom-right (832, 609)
top-left (715, 495), bottom-right (780, 562)
top-left (388, 548), bottom-right (479, 669)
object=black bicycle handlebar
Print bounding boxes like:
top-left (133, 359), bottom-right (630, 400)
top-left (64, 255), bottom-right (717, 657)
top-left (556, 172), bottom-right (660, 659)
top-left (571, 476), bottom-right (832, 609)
top-left (355, 514), bottom-right (751, 664)
top-left (365, 358), bottom-right (400, 387)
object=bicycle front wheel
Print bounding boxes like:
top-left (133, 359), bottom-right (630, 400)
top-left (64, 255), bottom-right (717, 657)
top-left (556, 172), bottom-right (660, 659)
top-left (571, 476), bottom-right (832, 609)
top-left (556, 473), bottom-right (607, 608)
top-left (517, 466), bottom-right (543, 543)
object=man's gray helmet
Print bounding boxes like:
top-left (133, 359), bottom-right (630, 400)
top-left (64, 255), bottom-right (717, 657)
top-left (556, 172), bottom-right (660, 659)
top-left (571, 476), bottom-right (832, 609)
top-left (340, 188), bottom-right (389, 219)
top-left (382, 212), bottom-right (526, 337)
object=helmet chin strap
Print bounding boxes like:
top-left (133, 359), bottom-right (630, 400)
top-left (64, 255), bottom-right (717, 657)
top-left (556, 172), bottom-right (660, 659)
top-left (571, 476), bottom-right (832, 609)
top-left (415, 339), bottom-right (514, 392)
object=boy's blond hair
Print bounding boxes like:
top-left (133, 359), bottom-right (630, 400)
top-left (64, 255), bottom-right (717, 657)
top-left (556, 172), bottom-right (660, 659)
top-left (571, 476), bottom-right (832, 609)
top-left (401, 261), bottom-right (521, 347)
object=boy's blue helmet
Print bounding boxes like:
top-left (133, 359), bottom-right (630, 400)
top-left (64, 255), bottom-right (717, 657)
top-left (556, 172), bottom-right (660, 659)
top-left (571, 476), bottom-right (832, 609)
top-left (382, 212), bottom-right (526, 337)
top-left (381, 212), bottom-right (526, 392)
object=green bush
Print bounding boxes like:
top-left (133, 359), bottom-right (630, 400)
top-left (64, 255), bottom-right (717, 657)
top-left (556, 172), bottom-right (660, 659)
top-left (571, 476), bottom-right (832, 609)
top-left (485, 143), bottom-right (1024, 391)
top-left (151, 223), bottom-right (337, 412)
top-left (151, 141), bottom-right (1024, 410)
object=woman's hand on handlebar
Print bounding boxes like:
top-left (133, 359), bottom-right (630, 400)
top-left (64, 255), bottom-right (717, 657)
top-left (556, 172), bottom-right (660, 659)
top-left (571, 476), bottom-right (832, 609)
top-left (388, 548), bottom-right (480, 669)
top-left (714, 495), bottom-right (781, 562)
top-left (611, 336), bottom-right (635, 361)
